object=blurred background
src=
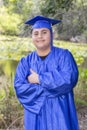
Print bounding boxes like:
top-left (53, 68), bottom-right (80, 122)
top-left (0, 0), bottom-right (87, 129)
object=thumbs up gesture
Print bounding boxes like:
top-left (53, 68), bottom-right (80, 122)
top-left (27, 69), bottom-right (40, 84)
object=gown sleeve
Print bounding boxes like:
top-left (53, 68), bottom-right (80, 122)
top-left (14, 57), bottom-right (46, 114)
top-left (39, 50), bottom-right (79, 96)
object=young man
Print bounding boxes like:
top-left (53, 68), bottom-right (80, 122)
top-left (14, 15), bottom-right (79, 130)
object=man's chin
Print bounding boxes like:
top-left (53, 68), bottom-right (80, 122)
top-left (36, 46), bottom-right (46, 50)
top-left (36, 45), bottom-right (50, 50)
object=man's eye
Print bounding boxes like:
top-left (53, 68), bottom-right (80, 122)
top-left (43, 31), bottom-right (47, 34)
top-left (34, 33), bottom-right (38, 36)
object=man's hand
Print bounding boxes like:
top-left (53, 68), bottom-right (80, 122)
top-left (27, 69), bottom-right (40, 84)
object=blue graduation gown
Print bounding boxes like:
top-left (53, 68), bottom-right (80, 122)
top-left (14, 46), bottom-right (79, 130)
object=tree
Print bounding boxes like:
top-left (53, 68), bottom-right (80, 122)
top-left (0, 0), bottom-right (34, 35)
top-left (40, 0), bottom-right (75, 18)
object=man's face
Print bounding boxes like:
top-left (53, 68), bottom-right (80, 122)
top-left (32, 28), bottom-right (51, 50)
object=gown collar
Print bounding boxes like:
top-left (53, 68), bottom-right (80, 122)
top-left (35, 46), bottom-right (54, 62)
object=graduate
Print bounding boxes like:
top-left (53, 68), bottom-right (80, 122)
top-left (14, 15), bottom-right (79, 130)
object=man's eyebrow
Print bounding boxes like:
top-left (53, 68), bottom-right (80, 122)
top-left (33, 29), bottom-right (48, 33)
top-left (33, 31), bottom-right (38, 33)
top-left (42, 29), bottom-right (48, 31)
top-left (42, 30), bottom-right (47, 32)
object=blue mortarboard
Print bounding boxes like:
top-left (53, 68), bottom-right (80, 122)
top-left (25, 15), bottom-right (61, 29)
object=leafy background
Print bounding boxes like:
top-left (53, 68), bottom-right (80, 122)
top-left (0, 0), bottom-right (87, 129)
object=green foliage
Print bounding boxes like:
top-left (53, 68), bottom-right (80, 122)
top-left (0, 35), bottom-right (87, 62)
top-left (75, 98), bottom-right (87, 107)
top-left (0, 35), bottom-right (35, 60)
top-left (0, 89), bottom-right (5, 99)
top-left (0, 7), bottom-right (21, 35)
top-left (54, 40), bottom-right (87, 65)
top-left (0, 76), bottom-right (23, 129)
top-left (0, 0), bottom-right (34, 35)
top-left (0, 0), bottom-right (87, 41)
top-left (40, 0), bottom-right (87, 42)
top-left (40, 0), bottom-right (74, 17)
top-left (3, 0), bottom-right (31, 14)
top-left (79, 68), bottom-right (87, 79)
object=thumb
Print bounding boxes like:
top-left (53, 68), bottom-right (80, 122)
top-left (30, 69), bottom-right (35, 74)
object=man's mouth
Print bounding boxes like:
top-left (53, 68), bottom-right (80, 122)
top-left (37, 40), bottom-right (45, 42)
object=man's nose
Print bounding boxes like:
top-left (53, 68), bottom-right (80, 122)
top-left (38, 33), bottom-right (42, 38)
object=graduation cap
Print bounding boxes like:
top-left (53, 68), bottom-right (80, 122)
top-left (25, 15), bottom-right (61, 29)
